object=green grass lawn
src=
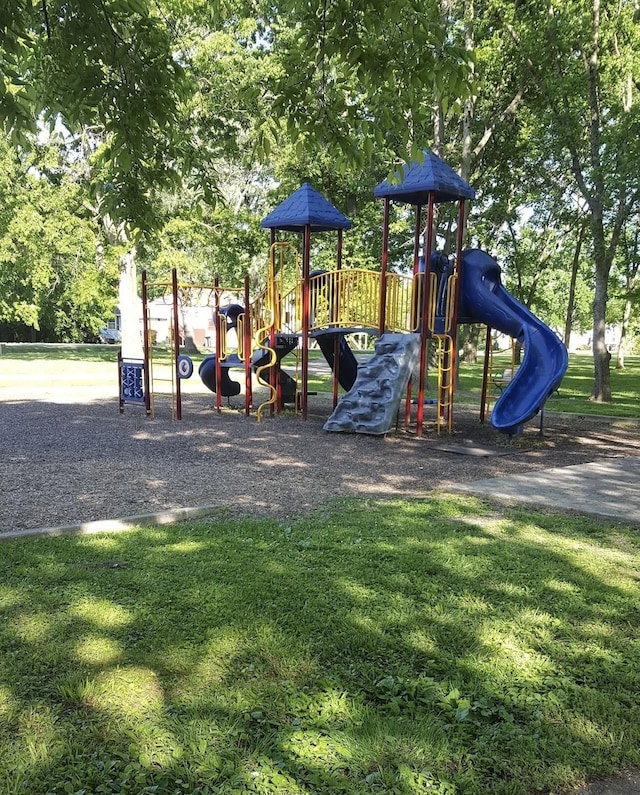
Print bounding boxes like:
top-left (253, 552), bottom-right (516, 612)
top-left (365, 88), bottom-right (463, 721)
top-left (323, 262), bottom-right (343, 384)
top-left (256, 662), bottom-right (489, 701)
top-left (2, 344), bottom-right (639, 419)
top-left (457, 351), bottom-right (639, 419)
top-left (0, 344), bottom-right (336, 398)
top-left (0, 343), bottom-right (120, 363)
top-left (544, 352), bottom-right (639, 417)
top-left (1, 498), bottom-right (639, 794)
top-left (1, 345), bottom-right (639, 792)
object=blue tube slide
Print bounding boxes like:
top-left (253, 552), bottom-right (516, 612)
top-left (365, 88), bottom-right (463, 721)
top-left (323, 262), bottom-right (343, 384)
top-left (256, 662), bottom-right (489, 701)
top-left (198, 304), bottom-right (245, 397)
top-left (459, 248), bottom-right (569, 435)
top-left (199, 354), bottom-right (243, 397)
top-left (314, 332), bottom-right (359, 392)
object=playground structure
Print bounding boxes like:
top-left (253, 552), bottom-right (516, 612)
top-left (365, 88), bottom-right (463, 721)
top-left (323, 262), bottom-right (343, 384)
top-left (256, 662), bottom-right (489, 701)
top-left (134, 269), bottom-right (254, 420)
top-left (122, 151), bottom-right (568, 436)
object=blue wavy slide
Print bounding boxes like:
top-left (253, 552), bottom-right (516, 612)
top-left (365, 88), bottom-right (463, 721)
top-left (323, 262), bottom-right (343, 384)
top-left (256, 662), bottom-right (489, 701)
top-left (459, 248), bottom-right (569, 435)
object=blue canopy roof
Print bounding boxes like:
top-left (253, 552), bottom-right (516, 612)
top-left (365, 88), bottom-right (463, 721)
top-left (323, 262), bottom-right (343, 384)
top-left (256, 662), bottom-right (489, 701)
top-left (261, 182), bottom-right (352, 232)
top-left (374, 150), bottom-right (475, 204)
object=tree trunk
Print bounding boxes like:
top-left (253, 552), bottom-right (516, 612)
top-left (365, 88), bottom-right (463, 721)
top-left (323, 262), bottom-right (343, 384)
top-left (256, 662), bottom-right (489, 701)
top-left (433, 100), bottom-right (445, 158)
top-left (587, 0), bottom-right (612, 402)
top-left (459, 324), bottom-right (480, 363)
top-left (616, 331), bottom-right (625, 369)
top-left (460, 0), bottom-right (474, 185)
top-left (563, 223), bottom-right (585, 348)
top-left (117, 244), bottom-right (142, 359)
top-left (180, 306), bottom-right (200, 355)
top-left (591, 250), bottom-right (612, 401)
top-left (103, 216), bottom-right (142, 359)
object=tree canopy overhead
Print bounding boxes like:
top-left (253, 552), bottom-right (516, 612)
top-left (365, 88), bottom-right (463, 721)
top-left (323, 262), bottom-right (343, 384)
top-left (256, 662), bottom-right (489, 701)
top-left (2, 1), bottom-right (201, 228)
top-left (1, 0), bottom-right (639, 397)
top-left (1, 0), bottom-right (472, 229)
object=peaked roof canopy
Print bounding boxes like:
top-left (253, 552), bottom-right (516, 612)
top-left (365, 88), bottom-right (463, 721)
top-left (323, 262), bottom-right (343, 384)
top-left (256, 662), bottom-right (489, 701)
top-left (261, 182), bottom-right (352, 232)
top-left (374, 150), bottom-right (475, 204)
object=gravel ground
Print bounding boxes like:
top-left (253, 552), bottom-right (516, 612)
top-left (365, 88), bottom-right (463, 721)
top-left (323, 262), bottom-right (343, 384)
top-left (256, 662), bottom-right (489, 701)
top-left (2, 382), bottom-right (640, 534)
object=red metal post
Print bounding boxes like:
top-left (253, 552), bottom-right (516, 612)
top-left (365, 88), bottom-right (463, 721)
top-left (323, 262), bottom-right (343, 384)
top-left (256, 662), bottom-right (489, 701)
top-left (269, 242), bottom-right (278, 416)
top-left (118, 349), bottom-right (124, 413)
top-left (332, 229), bottom-right (343, 408)
top-left (441, 199), bottom-right (467, 427)
top-left (378, 198), bottom-right (390, 336)
top-left (415, 194), bottom-right (435, 436)
top-left (301, 224), bottom-right (311, 419)
top-left (244, 275), bottom-right (252, 415)
top-left (213, 277), bottom-right (222, 414)
top-left (405, 204), bottom-right (422, 427)
top-left (171, 268), bottom-right (183, 420)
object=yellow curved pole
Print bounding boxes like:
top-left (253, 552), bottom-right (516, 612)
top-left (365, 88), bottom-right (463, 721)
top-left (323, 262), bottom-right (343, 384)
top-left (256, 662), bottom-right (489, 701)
top-left (255, 243), bottom-right (283, 422)
top-left (255, 326), bottom-right (277, 422)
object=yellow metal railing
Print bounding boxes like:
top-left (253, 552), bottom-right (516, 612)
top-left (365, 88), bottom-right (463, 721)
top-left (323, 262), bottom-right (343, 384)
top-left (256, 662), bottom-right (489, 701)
top-left (217, 319), bottom-right (228, 361)
top-left (269, 270), bottom-right (384, 335)
top-left (250, 286), bottom-right (269, 335)
top-left (385, 273), bottom-right (414, 333)
top-left (307, 269), bottom-right (383, 332)
top-left (236, 314), bottom-right (247, 361)
top-left (443, 274), bottom-right (457, 334)
top-left (408, 272), bottom-right (438, 334)
top-left (279, 282), bottom-right (301, 334)
top-left (265, 269), bottom-right (444, 336)
top-left (252, 265), bottom-right (451, 341)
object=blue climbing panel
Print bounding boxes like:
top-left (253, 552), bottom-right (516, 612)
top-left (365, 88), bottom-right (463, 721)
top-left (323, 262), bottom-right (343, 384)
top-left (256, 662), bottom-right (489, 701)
top-left (119, 358), bottom-right (145, 405)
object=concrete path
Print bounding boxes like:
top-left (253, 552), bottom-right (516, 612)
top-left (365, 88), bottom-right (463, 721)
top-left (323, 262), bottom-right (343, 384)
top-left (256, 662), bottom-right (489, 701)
top-left (576, 770), bottom-right (640, 795)
top-left (451, 455), bottom-right (640, 527)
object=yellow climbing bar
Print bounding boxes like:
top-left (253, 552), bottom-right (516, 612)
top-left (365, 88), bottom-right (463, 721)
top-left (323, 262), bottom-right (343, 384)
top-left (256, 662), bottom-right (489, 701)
top-left (435, 334), bottom-right (454, 433)
top-left (255, 337), bottom-right (277, 423)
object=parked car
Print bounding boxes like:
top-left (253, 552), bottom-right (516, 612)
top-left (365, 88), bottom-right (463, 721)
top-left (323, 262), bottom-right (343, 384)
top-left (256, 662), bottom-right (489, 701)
top-left (98, 327), bottom-right (122, 344)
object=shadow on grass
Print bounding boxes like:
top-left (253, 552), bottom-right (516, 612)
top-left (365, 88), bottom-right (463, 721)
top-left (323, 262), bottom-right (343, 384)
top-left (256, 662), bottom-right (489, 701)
top-left (0, 499), bottom-right (639, 794)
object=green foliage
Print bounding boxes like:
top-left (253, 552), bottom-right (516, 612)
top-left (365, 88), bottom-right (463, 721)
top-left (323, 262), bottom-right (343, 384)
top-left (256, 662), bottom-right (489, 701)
top-left (0, 137), bottom-right (118, 342)
top-left (1, 0), bottom-right (638, 360)
top-left (264, 0), bottom-right (471, 171)
top-left (141, 165), bottom-right (271, 290)
top-left (467, 0), bottom-right (640, 398)
top-left (0, 0), bottom-right (477, 230)
top-left (0, 499), bottom-right (639, 793)
top-left (266, 143), bottom-right (390, 273)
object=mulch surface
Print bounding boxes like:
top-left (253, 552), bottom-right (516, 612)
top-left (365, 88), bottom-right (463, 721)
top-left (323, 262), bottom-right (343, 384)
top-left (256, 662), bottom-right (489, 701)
top-left (3, 389), bottom-right (640, 534)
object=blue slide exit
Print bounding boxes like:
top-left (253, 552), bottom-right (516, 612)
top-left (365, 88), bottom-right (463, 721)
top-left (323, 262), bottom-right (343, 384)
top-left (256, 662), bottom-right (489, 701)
top-left (199, 304), bottom-right (244, 397)
top-left (313, 332), bottom-right (359, 392)
top-left (459, 248), bottom-right (569, 435)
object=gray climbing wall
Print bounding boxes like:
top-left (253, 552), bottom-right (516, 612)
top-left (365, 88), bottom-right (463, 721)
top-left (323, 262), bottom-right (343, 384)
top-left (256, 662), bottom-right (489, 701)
top-left (323, 333), bottom-right (422, 435)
